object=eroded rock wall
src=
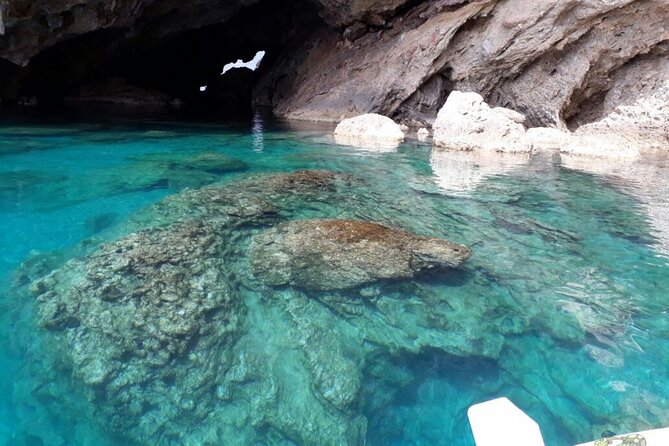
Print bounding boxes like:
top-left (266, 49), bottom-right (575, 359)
top-left (256, 0), bottom-right (669, 131)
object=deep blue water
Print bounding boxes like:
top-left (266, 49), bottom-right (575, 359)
top-left (0, 114), bottom-right (668, 446)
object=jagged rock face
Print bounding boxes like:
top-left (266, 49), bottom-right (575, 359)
top-left (312, 0), bottom-right (411, 27)
top-left (257, 0), bottom-right (669, 131)
top-left (250, 219), bottom-right (471, 290)
top-left (0, 0), bottom-right (400, 66)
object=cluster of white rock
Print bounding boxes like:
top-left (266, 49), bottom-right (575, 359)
top-left (334, 88), bottom-right (667, 159)
top-left (432, 90), bottom-right (668, 158)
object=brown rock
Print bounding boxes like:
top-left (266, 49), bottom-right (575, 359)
top-left (250, 219), bottom-right (471, 290)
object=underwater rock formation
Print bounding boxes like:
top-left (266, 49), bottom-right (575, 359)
top-left (27, 172), bottom-right (368, 446)
top-left (250, 219), bottom-right (471, 290)
top-left (18, 164), bottom-right (662, 445)
top-left (120, 170), bottom-right (360, 233)
top-left (32, 221), bottom-right (244, 441)
top-left (23, 170), bottom-right (485, 446)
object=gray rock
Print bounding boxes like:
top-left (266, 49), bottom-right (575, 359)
top-left (32, 221), bottom-right (244, 439)
top-left (257, 0), bottom-right (669, 152)
top-left (250, 219), bottom-right (471, 290)
top-left (27, 171), bottom-right (373, 446)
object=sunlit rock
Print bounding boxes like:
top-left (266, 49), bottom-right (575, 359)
top-left (417, 127), bottom-right (430, 141)
top-left (334, 113), bottom-right (405, 151)
top-left (569, 53), bottom-right (669, 157)
top-left (433, 91), bottom-right (532, 153)
top-left (527, 127), bottom-right (571, 152)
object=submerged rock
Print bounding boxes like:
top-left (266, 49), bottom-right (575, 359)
top-left (433, 91), bottom-right (532, 153)
top-left (122, 169), bottom-right (359, 232)
top-left (250, 219), bottom-right (471, 290)
top-left (334, 113), bottom-right (405, 151)
top-left (32, 221), bottom-right (243, 440)
top-left (26, 170), bottom-right (376, 446)
top-left (129, 150), bottom-right (248, 175)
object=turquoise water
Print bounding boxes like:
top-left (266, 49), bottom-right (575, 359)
top-left (1, 115), bottom-right (668, 446)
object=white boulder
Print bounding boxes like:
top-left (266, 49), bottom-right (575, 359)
top-left (433, 91), bottom-right (532, 153)
top-left (334, 113), bottom-right (405, 150)
top-left (527, 126), bottom-right (643, 159)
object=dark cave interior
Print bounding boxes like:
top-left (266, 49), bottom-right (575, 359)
top-left (0, 0), bottom-right (323, 118)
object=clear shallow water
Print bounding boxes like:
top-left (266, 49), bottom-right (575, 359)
top-left (0, 116), bottom-right (668, 446)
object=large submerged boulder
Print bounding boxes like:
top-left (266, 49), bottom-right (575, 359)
top-left (250, 219), bottom-right (471, 290)
top-left (433, 91), bottom-right (531, 153)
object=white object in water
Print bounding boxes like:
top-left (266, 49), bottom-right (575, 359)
top-left (221, 51), bottom-right (266, 75)
top-left (199, 86), bottom-right (207, 92)
top-left (468, 398), bottom-right (545, 446)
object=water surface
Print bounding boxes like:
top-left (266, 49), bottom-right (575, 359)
top-left (1, 115), bottom-right (668, 446)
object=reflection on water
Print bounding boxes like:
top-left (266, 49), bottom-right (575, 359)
top-left (252, 112), bottom-right (265, 152)
top-left (334, 135), bottom-right (401, 153)
top-left (430, 149), bottom-right (530, 193)
top-left (561, 154), bottom-right (669, 256)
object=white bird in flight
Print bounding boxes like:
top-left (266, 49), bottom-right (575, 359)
top-left (221, 51), bottom-right (266, 75)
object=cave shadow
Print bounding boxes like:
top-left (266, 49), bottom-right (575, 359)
top-left (0, 0), bottom-right (323, 121)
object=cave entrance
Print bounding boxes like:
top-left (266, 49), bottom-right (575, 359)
top-left (9, 0), bottom-right (321, 119)
top-left (115, 0), bottom-right (318, 118)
